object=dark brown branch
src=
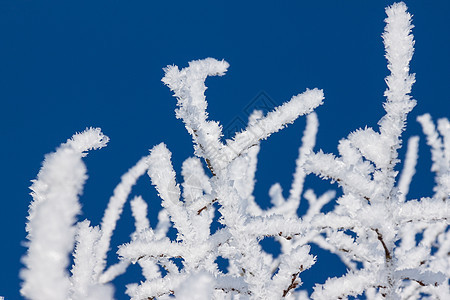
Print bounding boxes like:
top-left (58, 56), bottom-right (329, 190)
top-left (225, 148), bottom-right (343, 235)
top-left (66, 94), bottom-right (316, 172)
top-left (277, 232), bottom-right (293, 240)
top-left (136, 254), bottom-right (182, 262)
top-left (282, 266), bottom-right (303, 298)
top-left (205, 158), bottom-right (216, 176)
top-left (146, 289), bottom-right (174, 300)
top-left (197, 198), bottom-right (218, 215)
top-left (215, 287), bottom-right (252, 295)
top-left (403, 277), bottom-right (426, 286)
top-left (192, 129), bottom-right (217, 176)
top-left (374, 228), bottom-right (392, 262)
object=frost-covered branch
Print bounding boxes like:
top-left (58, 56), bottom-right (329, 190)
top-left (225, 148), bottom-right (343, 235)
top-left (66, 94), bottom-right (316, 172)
top-left (304, 3), bottom-right (449, 299)
top-left (397, 136), bottom-right (419, 202)
top-left (162, 58), bottom-right (323, 173)
top-left (95, 156), bottom-right (150, 279)
top-left (417, 113), bottom-right (450, 200)
top-left (21, 128), bottom-right (108, 300)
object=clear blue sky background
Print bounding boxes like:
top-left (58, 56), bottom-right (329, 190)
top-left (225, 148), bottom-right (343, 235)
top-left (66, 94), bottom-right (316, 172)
top-left (1, 1), bottom-right (449, 299)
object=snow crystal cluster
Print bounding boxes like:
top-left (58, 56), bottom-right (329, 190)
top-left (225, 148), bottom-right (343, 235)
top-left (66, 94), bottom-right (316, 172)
top-left (21, 2), bottom-right (448, 299)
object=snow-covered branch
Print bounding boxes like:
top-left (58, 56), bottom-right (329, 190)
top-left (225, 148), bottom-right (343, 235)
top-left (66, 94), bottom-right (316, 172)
top-left (21, 128), bottom-right (109, 300)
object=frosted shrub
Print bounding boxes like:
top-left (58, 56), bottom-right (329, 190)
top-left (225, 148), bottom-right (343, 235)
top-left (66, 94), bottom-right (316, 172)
top-left (21, 2), bottom-right (448, 299)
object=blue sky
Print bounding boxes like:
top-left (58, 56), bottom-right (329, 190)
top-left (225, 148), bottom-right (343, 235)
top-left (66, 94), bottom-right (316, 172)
top-left (1, 1), bottom-right (449, 299)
